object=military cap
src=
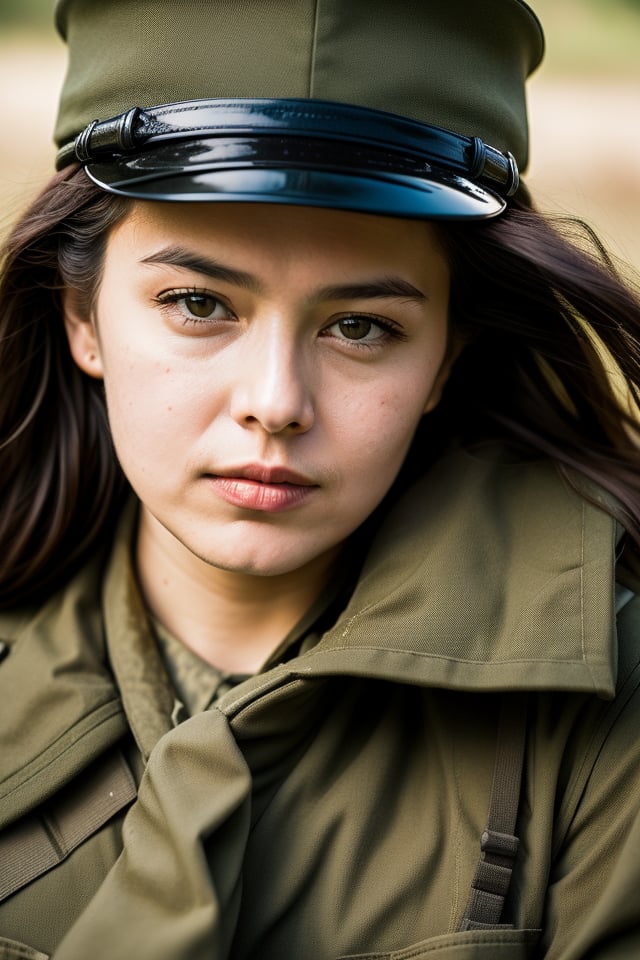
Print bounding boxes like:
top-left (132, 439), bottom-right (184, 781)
top-left (54, 0), bottom-right (544, 219)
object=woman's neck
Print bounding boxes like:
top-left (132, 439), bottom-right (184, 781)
top-left (135, 507), bottom-right (340, 674)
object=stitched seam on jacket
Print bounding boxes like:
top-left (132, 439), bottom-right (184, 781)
top-left (0, 701), bottom-right (125, 805)
top-left (552, 659), bottom-right (640, 856)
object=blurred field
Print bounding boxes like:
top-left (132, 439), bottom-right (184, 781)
top-left (527, 0), bottom-right (640, 272)
top-left (0, 33), bottom-right (65, 232)
top-left (1, 0), bottom-right (639, 270)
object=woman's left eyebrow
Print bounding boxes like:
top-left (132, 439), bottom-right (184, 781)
top-left (312, 278), bottom-right (428, 303)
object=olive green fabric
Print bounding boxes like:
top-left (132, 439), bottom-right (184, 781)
top-left (53, 0), bottom-right (543, 170)
top-left (151, 566), bottom-right (352, 715)
top-left (0, 502), bottom-right (168, 955)
top-left (2, 446), bottom-right (640, 959)
top-left (152, 615), bottom-right (248, 716)
top-left (0, 492), bottom-right (353, 954)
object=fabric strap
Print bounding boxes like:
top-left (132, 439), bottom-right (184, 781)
top-left (459, 694), bottom-right (528, 931)
top-left (0, 748), bottom-right (136, 903)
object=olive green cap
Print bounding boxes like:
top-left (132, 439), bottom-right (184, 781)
top-left (54, 0), bottom-right (543, 168)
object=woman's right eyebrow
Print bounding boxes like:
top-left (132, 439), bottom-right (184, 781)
top-left (140, 246), bottom-right (265, 293)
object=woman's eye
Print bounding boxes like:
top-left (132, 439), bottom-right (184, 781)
top-left (336, 317), bottom-right (377, 340)
top-left (182, 294), bottom-right (221, 319)
top-left (325, 315), bottom-right (403, 345)
top-left (155, 289), bottom-right (233, 324)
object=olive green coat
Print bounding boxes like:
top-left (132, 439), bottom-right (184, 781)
top-left (1, 447), bottom-right (640, 959)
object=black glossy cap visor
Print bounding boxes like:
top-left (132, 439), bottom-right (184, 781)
top-left (67, 98), bottom-right (520, 220)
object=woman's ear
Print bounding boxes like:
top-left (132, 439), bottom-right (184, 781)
top-left (422, 333), bottom-right (466, 414)
top-left (62, 290), bottom-right (104, 379)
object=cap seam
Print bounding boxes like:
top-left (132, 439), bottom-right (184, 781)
top-left (308, 0), bottom-right (321, 98)
top-left (511, 0), bottom-right (546, 69)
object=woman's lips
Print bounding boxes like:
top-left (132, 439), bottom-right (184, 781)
top-left (207, 464), bottom-right (318, 513)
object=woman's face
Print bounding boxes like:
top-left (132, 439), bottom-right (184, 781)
top-left (65, 201), bottom-right (453, 578)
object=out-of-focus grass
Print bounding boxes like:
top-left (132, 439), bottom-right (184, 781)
top-left (532, 0), bottom-right (640, 77)
top-left (0, 33), bottom-right (65, 236)
top-left (526, 0), bottom-right (640, 272)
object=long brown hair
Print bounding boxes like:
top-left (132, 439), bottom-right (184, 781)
top-left (1, 168), bottom-right (640, 607)
top-left (0, 166), bottom-right (129, 607)
top-left (435, 205), bottom-right (640, 537)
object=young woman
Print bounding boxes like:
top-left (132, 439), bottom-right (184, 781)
top-left (1, 1), bottom-right (640, 958)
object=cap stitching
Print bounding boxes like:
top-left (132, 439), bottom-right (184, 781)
top-left (309, 0), bottom-right (321, 98)
top-left (150, 102), bottom-right (351, 124)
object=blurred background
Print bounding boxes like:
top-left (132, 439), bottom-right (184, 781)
top-left (1, 0), bottom-right (639, 269)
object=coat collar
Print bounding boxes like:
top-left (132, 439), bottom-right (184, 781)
top-left (282, 446), bottom-right (619, 697)
top-left (0, 544), bottom-right (128, 825)
top-left (0, 501), bottom-right (174, 820)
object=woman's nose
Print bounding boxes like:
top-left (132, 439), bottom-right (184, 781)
top-left (229, 323), bottom-right (315, 436)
